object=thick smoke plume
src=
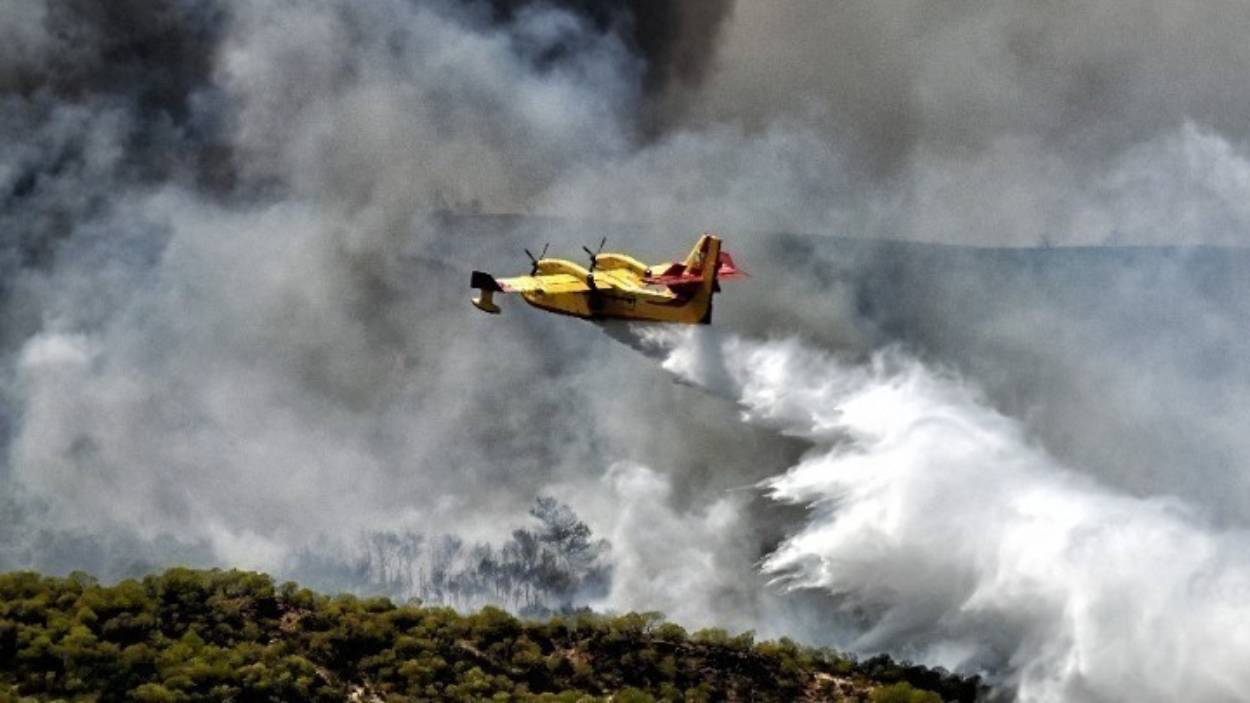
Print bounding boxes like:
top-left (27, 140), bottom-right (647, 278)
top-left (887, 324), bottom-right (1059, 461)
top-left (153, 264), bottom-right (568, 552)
top-left (3, 2), bottom-right (1250, 701)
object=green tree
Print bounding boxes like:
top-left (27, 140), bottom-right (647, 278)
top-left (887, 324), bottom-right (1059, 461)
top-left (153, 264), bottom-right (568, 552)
top-left (871, 682), bottom-right (943, 703)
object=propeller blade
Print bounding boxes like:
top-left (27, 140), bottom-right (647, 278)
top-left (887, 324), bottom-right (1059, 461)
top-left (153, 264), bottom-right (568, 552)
top-left (540, 243), bottom-right (549, 258)
top-left (524, 248), bottom-right (537, 263)
top-left (585, 237), bottom-right (607, 272)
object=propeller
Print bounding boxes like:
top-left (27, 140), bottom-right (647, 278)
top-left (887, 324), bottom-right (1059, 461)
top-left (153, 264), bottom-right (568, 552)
top-left (582, 236), bottom-right (607, 272)
top-left (581, 236), bottom-right (606, 291)
top-left (524, 242), bottom-right (549, 275)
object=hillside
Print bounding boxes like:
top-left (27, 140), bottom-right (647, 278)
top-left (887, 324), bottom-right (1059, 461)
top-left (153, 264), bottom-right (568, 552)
top-left (0, 568), bottom-right (983, 702)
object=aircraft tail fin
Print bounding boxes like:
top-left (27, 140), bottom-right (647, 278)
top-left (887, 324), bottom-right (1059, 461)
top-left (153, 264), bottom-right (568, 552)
top-left (688, 234), bottom-right (722, 324)
top-left (682, 233), bottom-right (714, 271)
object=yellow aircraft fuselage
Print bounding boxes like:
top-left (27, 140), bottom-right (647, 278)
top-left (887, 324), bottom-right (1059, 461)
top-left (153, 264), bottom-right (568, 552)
top-left (471, 234), bottom-right (740, 324)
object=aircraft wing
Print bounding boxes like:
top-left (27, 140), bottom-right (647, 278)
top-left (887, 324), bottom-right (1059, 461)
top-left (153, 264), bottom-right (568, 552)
top-left (495, 273), bottom-right (591, 294)
top-left (470, 268), bottom-right (667, 314)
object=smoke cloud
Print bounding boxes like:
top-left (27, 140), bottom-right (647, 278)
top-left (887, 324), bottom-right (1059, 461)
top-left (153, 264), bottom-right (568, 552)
top-left (3, 1), bottom-right (1250, 701)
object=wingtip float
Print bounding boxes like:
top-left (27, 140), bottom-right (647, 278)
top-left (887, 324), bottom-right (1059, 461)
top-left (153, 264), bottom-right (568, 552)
top-left (470, 233), bottom-right (745, 324)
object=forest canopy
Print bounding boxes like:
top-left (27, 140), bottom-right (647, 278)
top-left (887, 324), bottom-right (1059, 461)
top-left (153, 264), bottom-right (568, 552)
top-left (0, 568), bottom-right (984, 702)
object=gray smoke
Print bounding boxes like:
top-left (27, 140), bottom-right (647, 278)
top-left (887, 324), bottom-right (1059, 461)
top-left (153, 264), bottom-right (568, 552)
top-left (2, 2), bottom-right (1250, 700)
top-left (0, 0), bottom-right (791, 577)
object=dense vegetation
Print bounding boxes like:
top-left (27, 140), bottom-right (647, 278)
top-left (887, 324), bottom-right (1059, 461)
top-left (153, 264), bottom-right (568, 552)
top-left (0, 568), bottom-right (984, 702)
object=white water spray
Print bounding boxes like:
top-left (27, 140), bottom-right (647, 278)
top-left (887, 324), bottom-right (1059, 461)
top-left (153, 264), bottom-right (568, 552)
top-left (636, 326), bottom-right (1250, 703)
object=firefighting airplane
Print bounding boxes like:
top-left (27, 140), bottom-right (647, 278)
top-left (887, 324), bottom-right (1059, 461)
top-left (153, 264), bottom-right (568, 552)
top-left (470, 233), bottom-right (744, 324)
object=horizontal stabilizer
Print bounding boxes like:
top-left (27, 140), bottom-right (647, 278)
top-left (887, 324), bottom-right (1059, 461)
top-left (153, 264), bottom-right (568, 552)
top-left (642, 252), bottom-right (745, 286)
top-left (717, 252), bottom-right (746, 279)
